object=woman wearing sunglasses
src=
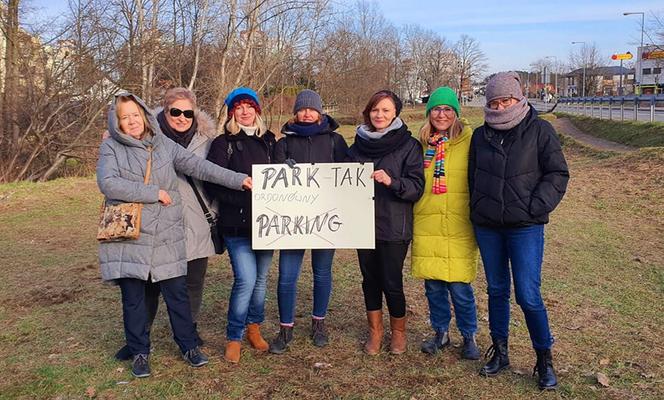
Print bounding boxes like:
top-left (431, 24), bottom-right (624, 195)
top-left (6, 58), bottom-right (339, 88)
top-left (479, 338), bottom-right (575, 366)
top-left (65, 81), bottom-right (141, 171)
top-left (411, 87), bottom-right (480, 360)
top-left (469, 72), bottom-right (569, 390)
top-left (205, 87), bottom-right (276, 363)
top-left (114, 87), bottom-right (227, 361)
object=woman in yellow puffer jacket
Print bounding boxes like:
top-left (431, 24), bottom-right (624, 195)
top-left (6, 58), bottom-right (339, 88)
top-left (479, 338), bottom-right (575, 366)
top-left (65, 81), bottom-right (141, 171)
top-left (412, 86), bottom-right (480, 360)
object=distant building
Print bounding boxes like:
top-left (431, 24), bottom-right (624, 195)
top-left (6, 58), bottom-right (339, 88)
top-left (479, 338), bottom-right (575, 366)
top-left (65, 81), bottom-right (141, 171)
top-left (636, 45), bottom-right (664, 94)
top-left (563, 66), bottom-right (635, 96)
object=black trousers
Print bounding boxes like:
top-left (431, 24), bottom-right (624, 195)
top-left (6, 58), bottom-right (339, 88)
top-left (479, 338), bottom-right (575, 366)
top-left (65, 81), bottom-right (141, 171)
top-left (357, 241), bottom-right (409, 318)
top-left (145, 257), bottom-right (208, 327)
top-left (118, 275), bottom-right (197, 356)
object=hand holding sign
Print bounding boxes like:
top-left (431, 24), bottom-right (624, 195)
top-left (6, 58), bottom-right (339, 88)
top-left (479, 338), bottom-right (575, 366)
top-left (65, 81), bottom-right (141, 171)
top-left (371, 169), bottom-right (392, 187)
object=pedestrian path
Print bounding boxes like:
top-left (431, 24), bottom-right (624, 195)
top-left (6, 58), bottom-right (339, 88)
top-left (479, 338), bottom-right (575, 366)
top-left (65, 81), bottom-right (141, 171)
top-left (551, 117), bottom-right (636, 153)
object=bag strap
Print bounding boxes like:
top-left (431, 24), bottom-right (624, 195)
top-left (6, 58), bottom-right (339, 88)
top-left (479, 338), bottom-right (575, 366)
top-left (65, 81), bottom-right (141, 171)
top-left (186, 175), bottom-right (215, 225)
top-left (144, 146), bottom-right (153, 184)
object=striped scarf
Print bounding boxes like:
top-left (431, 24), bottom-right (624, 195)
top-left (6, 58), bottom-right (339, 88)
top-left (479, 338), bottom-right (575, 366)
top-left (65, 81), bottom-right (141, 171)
top-left (423, 132), bottom-right (449, 194)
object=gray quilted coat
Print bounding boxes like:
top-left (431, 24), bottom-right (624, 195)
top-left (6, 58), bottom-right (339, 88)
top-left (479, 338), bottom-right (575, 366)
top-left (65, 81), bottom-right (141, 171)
top-left (157, 108), bottom-right (220, 261)
top-left (97, 93), bottom-right (247, 283)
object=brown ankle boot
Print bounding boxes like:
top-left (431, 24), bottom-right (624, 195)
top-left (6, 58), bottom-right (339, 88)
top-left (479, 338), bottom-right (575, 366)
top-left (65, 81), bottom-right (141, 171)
top-left (224, 340), bottom-right (241, 363)
top-left (246, 323), bottom-right (269, 351)
top-left (364, 310), bottom-right (383, 355)
top-left (389, 316), bottom-right (407, 355)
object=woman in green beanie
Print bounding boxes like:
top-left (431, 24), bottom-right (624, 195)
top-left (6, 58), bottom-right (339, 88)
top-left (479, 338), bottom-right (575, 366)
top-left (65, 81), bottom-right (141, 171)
top-left (411, 86), bottom-right (481, 359)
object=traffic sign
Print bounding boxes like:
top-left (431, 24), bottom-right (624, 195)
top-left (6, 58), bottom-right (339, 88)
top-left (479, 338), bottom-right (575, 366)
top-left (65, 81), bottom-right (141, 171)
top-left (611, 52), bottom-right (633, 60)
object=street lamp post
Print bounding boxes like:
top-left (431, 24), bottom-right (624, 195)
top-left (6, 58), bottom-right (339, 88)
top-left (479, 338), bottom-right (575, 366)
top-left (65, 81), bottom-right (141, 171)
top-left (624, 12), bottom-right (645, 95)
top-left (572, 42), bottom-right (586, 97)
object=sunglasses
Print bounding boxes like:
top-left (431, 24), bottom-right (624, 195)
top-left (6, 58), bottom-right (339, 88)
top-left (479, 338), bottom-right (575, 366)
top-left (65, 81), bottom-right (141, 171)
top-left (169, 108), bottom-right (195, 119)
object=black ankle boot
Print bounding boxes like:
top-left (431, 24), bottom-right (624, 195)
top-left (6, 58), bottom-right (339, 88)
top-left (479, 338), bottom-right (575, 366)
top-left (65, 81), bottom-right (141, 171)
top-left (479, 338), bottom-right (510, 376)
top-left (269, 325), bottom-right (293, 354)
top-left (533, 348), bottom-right (558, 390)
top-left (420, 331), bottom-right (450, 355)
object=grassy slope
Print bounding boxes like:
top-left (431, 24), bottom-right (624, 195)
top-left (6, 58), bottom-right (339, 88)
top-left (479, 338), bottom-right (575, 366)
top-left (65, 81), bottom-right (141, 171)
top-left (554, 113), bottom-right (664, 148)
top-left (0, 119), bottom-right (663, 399)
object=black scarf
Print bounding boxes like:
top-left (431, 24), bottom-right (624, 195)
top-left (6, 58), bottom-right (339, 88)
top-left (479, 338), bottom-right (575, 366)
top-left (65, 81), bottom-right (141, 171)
top-left (157, 110), bottom-right (198, 148)
top-left (353, 124), bottom-right (412, 158)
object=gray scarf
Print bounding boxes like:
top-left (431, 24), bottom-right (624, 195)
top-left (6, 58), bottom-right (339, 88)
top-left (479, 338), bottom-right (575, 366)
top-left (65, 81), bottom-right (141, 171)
top-left (356, 117), bottom-right (404, 140)
top-left (484, 97), bottom-right (529, 131)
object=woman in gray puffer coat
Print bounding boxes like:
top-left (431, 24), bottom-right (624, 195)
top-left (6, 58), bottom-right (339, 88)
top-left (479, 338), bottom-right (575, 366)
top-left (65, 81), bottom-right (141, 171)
top-left (113, 87), bottom-right (222, 361)
top-left (97, 92), bottom-right (251, 378)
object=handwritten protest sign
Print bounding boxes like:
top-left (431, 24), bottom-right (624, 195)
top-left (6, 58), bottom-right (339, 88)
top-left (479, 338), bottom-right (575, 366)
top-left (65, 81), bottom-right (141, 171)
top-left (251, 162), bottom-right (375, 249)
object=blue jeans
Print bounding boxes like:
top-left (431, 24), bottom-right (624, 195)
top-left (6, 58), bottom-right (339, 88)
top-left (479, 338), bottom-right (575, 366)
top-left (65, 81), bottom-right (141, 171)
top-left (473, 224), bottom-right (553, 350)
top-left (225, 236), bottom-right (273, 341)
top-left (277, 249), bottom-right (335, 324)
top-left (424, 280), bottom-right (478, 338)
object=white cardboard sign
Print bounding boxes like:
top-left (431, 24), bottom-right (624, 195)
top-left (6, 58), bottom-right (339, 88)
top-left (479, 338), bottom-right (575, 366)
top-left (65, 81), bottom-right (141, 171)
top-left (251, 162), bottom-right (375, 249)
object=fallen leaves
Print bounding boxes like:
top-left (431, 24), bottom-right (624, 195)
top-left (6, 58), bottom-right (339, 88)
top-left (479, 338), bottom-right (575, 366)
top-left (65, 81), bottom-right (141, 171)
top-left (596, 372), bottom-right (610, 387)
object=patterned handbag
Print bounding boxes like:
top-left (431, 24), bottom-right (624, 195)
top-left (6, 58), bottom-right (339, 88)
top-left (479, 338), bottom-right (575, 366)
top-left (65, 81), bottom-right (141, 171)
top-left (97, 146), bottom-right (153, 242)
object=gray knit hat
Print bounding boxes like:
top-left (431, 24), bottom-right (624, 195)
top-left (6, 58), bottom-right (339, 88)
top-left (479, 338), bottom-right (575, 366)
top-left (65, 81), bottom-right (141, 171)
top-left (485, 71), bottom-right (525, 103)
top-left (293, 89), bottom-right (323, 115)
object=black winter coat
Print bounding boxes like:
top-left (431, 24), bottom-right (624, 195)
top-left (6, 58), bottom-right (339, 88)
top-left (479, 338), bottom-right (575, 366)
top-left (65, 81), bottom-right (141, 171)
top-left (274, 116), bottom-right (348, 163)
top-left (347, 123), bottom-right (425, 242)
top-left (205, 129), bottom-right (276, 236)
top-left (468, 107), bottom-right (569, 228)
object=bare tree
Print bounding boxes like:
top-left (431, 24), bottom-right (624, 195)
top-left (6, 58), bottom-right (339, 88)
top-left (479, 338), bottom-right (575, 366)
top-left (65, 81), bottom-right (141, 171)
top-left (568, 42), bottom-right (603, 96)
top-left (453, 34), bottom-right (487, 101)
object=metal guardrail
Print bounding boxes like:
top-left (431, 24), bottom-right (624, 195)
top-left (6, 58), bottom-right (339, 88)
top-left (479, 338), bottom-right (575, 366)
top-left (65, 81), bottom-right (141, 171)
top-left (556, 95), bottom-right (664, 122)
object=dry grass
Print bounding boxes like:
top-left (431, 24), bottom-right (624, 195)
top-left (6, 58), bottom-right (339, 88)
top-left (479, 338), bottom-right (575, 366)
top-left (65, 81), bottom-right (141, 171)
top-left (0, 138), bottom-right (663, 399)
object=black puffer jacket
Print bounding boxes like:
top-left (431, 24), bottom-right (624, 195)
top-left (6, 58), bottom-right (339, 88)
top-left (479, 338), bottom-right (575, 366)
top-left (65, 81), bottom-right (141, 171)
top-left (347, 122), bottom-right (425, 242)
top-left (468, 107), bottom-right (569, 228)
top-left (205, 129), bottom-right (276, 236)
top-left (274, 116), bottom-right (348, 163)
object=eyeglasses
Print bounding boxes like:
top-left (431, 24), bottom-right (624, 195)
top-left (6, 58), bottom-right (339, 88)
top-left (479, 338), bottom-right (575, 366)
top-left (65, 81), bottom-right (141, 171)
top-left (488, 97), bottom-right (515, 110)
top-left (169, 108), bottom-right (195, 119)
top-left (431, 106), bottom-right (456, 117)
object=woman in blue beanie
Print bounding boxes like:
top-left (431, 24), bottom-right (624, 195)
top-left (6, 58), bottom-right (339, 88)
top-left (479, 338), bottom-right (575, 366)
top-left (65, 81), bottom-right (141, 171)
top-left (206, 87), bottom-right (276, 363)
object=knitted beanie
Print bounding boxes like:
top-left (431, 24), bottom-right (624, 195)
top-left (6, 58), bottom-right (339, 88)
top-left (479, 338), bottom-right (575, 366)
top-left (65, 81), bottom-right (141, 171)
top-left (293, 89), bottom-right (323, 115)
top-left (425, 87), bottom-right (460, 116)
top-left (224, 87), bottom-right (261, 116)
top-left (485, 72), bottom-right (525, 103)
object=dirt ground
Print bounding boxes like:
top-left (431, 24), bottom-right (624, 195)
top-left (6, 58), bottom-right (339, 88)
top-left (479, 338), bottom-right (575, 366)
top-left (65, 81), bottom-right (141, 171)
top-left (0, 123), bottom-right (662, 399)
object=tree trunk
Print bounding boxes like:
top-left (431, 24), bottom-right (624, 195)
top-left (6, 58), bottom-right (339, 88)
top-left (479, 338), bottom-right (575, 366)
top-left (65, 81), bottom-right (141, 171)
top-left (2, 0), bottom-right (21, 150)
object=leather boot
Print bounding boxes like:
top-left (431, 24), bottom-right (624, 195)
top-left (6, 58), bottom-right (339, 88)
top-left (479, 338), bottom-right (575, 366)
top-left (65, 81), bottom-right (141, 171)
top-left (364, 310), bottom-right (383, 355)
top-left (479, 337), bottom-right (510, 376)
top-left (421, 331), bottom-right (450, 355)
top-left (224, 340), bottom-right (241, 363)
top-left (311, 318), bottom-right (329, 347)
top-left (389, 316), bottom-right (407, 355)
top-left (533, 348), bottom-right (558, 390)
top-left (269, 325), bottom-right (293, 354)
top-left (246, 323), bottom-right (269, 352)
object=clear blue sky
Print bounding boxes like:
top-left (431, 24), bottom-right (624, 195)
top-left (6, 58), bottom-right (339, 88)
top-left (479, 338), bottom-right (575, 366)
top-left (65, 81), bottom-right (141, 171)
top-left (368, 0), bottom-right (664, 74)
top-left (29, 0), bottom-right (664, 75)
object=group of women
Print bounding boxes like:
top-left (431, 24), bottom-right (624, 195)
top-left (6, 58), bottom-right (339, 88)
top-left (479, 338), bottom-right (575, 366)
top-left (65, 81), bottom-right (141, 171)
top-left (96, 71), bottom-right (569, 391)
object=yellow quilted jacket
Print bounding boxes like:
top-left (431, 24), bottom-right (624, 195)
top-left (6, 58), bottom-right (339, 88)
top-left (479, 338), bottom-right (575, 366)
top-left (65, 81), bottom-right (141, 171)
top-left (411, 119), bottom-right (479, 283)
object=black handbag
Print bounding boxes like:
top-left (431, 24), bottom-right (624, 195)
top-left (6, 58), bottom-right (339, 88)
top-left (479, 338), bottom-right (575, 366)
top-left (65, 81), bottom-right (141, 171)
top-left (186, 176), bottom-right (226, 255)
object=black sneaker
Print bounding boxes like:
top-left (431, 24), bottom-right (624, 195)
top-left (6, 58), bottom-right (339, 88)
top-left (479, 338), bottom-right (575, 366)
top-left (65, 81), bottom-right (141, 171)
top-left (183, 347), bottom-right (209, 367)
top-left (131, 354), bottom-right (151, 378)
top-left (115, 345), bottom-right (132, 361)
top-left (269, 325), bottom-right (293, 354)
top-left (421, 331), bottom-right (450, 355)
top-left (311, 319), bottom-right (329, 348)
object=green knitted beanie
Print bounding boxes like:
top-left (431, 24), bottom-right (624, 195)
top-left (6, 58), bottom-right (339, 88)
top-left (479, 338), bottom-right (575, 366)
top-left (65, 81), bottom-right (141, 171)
top-left (425, 87), bottom-right (460, 117)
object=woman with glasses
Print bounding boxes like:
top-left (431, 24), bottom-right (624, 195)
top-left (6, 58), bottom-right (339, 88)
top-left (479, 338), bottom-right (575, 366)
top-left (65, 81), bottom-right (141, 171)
top-left (347, 90), bottom-right (424, 355)
top-left (411, 87), bottom-right (480, 360)
top-left (113, 87), bottom-right (226, 360)
top-left (205, 87), bottom-right (276, 364)
top-left (468, 72), bottom-right (569, 390)
top-left (98, 92), bottom-right (251, 377)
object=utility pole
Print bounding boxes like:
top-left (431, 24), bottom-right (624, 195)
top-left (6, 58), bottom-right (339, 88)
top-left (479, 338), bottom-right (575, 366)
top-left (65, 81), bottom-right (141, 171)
top-left (572, 41), bottom-right (587, 97)
top-left (624, 12), bottom-right (645, 95)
